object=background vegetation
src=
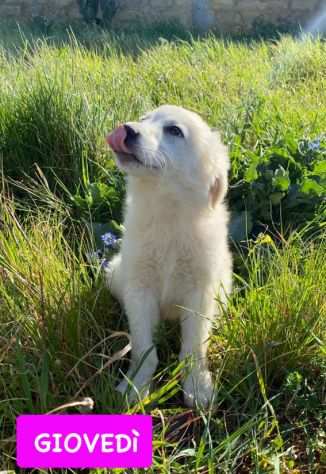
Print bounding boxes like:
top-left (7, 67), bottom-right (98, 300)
top-left (0, 22), bottom-right (325, 472)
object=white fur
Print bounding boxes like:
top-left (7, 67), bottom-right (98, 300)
top-left (105, 105), bottom-right (232, 407)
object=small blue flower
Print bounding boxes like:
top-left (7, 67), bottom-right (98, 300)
top-left (307, 134), bottom-right (325, 152)
top-left (100, 258), bottom-right (110, 269)
top-left (101, 232), bottom-right (118, 249)
top-left (307, 139), bottom-right (321, 152)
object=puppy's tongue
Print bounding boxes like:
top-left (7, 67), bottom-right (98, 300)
top-left (106, 126), bottom-right (129, 154)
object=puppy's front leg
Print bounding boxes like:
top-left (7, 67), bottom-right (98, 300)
top-left (117, 288), bottom-right (159, 402)
top-left (179, 290), bottom-right (216, 408)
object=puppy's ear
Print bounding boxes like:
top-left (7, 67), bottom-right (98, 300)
top-left (209, 174), bottom-right (228, 208)
top-left (208, 129), bottom-right (230, 208)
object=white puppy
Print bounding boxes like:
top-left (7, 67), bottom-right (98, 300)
top-left (106, 105), bottom-right (232, 407)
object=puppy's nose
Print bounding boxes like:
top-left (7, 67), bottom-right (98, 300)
top-left (124, 124), bottom-right (139, 146)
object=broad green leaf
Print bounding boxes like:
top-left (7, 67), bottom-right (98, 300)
top-left (273, 166), bottom-right (290, 191)
top-left (272, 175), bottom-right (290, 192)
top-left (312, 161), bottom-right (326, 176)
top-left (301, 179), bottom-right (325, 196)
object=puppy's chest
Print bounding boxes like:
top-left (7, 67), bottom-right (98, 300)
top-left (124, 205), bottom-right (211, 299)
top-left (146, 225), bottom-right (201, 299)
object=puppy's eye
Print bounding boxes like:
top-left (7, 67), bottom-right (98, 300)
top-left (164, 125), bottom-right (184, 138)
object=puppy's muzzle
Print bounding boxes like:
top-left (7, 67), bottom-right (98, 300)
top-left (107, 123), bottom-right (162, 170)
top-left (124, 124), bottom-right (140, 148)
top-left (107, 124), bottom-right (139, 154)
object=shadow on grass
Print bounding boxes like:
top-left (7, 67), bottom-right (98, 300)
top-left (0, 19), bottom-right (194, 57)
top-left (0, 17), bottom-right (304, 58)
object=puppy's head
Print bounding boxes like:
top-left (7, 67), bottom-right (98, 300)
top-left (107, 105), bottom-right (230, 207)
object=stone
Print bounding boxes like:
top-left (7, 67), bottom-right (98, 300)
top-left (0, 0), bottom-right (321, 32)
top-left (292, 0), bottom-right (320, 10)
top-left (0, 5), bottom-right (21, 16)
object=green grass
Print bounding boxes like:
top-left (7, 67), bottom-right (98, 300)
top-left (0, 23), bottom-right (325, 472)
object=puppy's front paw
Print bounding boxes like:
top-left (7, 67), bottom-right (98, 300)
top-left (183, 369), bottom-right (214, 408)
